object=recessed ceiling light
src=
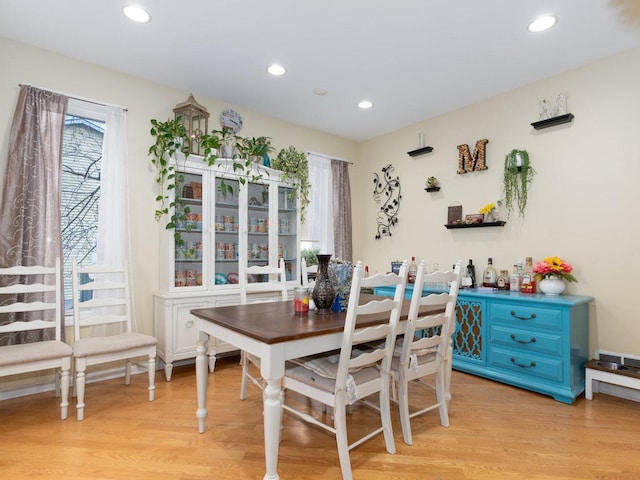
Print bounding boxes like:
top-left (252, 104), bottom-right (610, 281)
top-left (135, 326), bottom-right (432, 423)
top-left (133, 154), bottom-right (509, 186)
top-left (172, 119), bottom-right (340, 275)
top-left (358, 100), bottom-right (374, 109)
top-left (313, 87), bottom-right (328, 96)
top-left (528, 15), bottom-right (556, 33)
top-left (267, 64), bottom-right (287, 76)
top-left (122, 5), bottom-right (151, 23)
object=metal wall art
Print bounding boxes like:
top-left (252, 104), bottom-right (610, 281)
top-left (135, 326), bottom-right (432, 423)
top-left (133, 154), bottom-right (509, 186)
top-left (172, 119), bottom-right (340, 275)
top-left (373, 164), bottom-right (401, 239)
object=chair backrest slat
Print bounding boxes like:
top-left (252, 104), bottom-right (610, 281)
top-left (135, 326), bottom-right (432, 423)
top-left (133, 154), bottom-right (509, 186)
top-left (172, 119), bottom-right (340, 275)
top-left (71, 260), bottom-right (133, 340)
top-left (0, 259), bottom-right (62, 341)
top-left (239, 258), bottom-right (288, 305)
top-left (301, 258), bottom-right (318, 288)
top-left (335, 260), bottom-right (408, 388)
top-left (401, 260), bottom-right (462, 362)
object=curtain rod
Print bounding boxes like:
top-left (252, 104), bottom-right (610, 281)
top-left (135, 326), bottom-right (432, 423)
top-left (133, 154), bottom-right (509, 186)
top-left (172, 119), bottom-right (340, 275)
top-left (18, 83), bottom-right (128, 111)
top-left (307, 150), bottom-right (353, 165)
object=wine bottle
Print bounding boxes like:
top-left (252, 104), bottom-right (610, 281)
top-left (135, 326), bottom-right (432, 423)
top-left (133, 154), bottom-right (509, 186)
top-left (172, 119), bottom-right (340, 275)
top-left (466, 259), bottom-right (477, 288)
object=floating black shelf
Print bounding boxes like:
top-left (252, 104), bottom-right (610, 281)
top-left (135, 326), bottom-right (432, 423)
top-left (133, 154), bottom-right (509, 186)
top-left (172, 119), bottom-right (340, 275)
top-left (531, 113), bottom-right (574, 130)
top-left (425, 187), bottom-right (441, 192)
top-left (445, 221), bottom-right (506, 229)
top-left (407, 146), bottom-right (434, 157)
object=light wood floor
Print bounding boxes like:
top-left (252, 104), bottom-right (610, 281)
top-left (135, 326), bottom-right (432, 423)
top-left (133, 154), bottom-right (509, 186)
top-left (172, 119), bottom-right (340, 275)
top-left (1, 356), bottom-right (639, 480)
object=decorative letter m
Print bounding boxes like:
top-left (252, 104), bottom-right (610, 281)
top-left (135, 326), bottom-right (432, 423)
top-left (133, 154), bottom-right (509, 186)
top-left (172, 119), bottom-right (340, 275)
top-left (457, 139), bottom-right (488, 174)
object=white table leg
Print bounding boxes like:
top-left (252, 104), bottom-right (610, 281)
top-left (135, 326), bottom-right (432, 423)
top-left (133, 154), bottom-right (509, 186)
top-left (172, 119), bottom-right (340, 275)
top-left (262, 378), bottom-right (282, 480)
top-left (196, 340), bottom-right (209, 433)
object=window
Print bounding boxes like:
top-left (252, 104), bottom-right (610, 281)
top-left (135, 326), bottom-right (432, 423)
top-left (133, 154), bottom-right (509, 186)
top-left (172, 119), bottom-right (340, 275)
top-left (61, 100), bottom-right (106, 311)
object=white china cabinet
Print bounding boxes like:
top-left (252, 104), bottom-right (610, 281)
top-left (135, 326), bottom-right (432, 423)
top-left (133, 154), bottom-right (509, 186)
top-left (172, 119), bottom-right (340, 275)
top-left (154, 156), bottom-right (300, 380)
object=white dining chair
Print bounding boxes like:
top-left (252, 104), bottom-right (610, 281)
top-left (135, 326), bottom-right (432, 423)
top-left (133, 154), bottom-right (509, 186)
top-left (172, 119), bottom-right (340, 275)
top-left (71, 260), bottom-right (157, 421)
top-left (281, 260), bottom-right (408, 480)
top-left (0, 258), bottom-right (72, 420)
top-left (239, 258), bottom-right (288, 400)
top-left (300, 257), bottom-right (318, 288)
top-left (390, 259), bottom-right (461, 445)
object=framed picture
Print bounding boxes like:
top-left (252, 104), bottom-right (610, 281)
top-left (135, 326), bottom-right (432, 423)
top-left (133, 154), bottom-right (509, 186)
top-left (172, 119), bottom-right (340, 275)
top-left (447, 205), bottom-right (462, 224)
top-left (465, 214), bottom-right (484, 224)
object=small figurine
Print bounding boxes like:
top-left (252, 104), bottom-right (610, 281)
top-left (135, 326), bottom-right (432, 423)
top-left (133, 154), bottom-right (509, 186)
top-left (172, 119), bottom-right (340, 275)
top-left (555, 91), bottom-right (568, 116)
top-left (538, 99), bottom-right (553, 120)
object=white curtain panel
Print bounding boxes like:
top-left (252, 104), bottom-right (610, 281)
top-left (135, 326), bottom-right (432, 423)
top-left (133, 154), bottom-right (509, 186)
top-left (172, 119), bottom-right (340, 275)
top-left (304, 153), bottom-right (334, 256)
top-left (96, 106), bottom-right (133, 331)
top-left (97, 106), bottom-right (130, 268)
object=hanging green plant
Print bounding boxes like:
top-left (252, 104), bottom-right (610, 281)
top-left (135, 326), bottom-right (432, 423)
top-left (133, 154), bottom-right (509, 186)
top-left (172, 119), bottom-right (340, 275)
top-left (503, 149), bottom-right (536, 218)
top-left (149, 119), bottom-right (224, 246)
top-left (272, 146), bottom-right (311, 222)
top-left (149, 118), bottom-right (190, 223)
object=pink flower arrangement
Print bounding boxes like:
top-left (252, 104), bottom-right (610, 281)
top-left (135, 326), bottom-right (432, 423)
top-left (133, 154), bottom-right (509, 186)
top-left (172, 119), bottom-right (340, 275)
top-left (533, 256), bottom-right (578, 282)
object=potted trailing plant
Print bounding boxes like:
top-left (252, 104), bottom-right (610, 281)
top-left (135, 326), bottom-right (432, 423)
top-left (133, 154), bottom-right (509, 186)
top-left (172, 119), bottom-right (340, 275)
top-left (237, 136), bottom-right (275, 165)
top-left (503, 149), bottom-right (535, 218)
top-left (272, 146), bottom-right (311, 222)
top-left (149, 119), bottom-right (222, 245)
top-left (219, 127), bottom-right (238, 158)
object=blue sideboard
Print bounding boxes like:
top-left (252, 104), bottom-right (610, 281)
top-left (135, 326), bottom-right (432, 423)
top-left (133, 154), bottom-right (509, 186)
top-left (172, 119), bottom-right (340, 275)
top-left (374, 285), bottom-right (594, 404)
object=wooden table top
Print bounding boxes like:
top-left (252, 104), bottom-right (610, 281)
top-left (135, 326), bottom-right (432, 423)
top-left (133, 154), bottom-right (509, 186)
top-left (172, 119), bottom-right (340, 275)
top-left (191, 294), bottom-right (444, 345)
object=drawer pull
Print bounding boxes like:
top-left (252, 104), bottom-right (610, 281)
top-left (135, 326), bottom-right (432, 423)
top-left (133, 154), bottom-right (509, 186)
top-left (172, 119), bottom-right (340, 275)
top-left (510, 310), bottom-right (536, 321)
top-left (510, 357), bottom-right (536, 368)
top-left (510, 333), bottom-right (536, 344)
top-left (185, 320), bottom-right (194, 328)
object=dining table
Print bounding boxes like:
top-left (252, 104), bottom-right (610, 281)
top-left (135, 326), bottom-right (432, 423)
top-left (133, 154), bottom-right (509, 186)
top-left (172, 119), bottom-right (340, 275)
top-left (191, 294), bottom-right (444, 480)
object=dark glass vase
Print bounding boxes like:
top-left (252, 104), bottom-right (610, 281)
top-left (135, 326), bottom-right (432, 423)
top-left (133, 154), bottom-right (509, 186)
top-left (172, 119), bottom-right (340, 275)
top-left (312, 254), bottom-right (335, 315)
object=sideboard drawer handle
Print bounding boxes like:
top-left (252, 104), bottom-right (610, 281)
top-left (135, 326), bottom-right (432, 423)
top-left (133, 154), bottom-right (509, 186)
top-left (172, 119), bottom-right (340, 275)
top-left (510, 357), bottom-right (536, 368)
top-left (510, 310), bottom-right (536, 321)
top-left (185, 320), bottom-right (194, 328)
top-left (510, 333), bottom-right (536, 344)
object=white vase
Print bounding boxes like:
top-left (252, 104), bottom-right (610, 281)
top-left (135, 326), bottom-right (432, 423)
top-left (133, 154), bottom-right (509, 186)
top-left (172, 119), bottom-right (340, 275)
top-left (539, 277), bottom-right (565, 295)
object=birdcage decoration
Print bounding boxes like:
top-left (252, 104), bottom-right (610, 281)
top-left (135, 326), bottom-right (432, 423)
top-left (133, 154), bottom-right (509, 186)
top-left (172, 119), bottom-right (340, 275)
top-left (173, 93), bottom-right (209, 155)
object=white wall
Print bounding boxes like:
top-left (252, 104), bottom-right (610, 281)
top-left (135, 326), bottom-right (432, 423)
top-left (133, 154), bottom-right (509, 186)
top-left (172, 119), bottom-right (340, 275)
top-left (355, 47), bottom-right (640, 357)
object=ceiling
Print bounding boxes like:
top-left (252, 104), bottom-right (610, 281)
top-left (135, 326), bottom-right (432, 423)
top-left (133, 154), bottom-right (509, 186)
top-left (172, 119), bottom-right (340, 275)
top-left (1, 0), bottom-right (640, 141)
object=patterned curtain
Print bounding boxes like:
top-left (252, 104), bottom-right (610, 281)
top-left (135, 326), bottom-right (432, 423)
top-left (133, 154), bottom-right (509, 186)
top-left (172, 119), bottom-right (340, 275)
top-left (331, 159), bottom-right (352, 262)
top-left (0, 85), bottom-right (68, 343)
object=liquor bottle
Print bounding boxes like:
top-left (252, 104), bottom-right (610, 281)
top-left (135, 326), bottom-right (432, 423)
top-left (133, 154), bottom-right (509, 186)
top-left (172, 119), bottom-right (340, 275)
top-left (482, 257), bottom-right (497, 288)
top-left (497, 269), bottom-right (510, 290)
top-left (461, 266), bottom-right (472, 288)
top-left (520, 256), bottom-right (536, 294)
top-left (408, 256), bottom-right (417, 284)
top-left (466, 259), bottom-right (477, 288)
top-left (509, 264), bottom-right (522, 292)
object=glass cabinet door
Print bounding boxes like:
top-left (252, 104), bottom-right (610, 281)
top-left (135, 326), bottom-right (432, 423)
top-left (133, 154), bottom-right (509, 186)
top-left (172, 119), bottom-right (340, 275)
top-left (278, 185), bottom-right (298, 281)
top-left (174, 172), bottom-right (204, 288)
top-left (247, 180), bottom-right (270, 271)
top-left (214, 177), bottom-right (240, 286)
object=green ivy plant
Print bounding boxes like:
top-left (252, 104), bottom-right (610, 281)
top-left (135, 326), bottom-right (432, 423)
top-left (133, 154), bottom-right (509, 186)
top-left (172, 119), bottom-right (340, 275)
top-left (503, 149), bottom-right (536, 218)
top-left (149, 118), bottom-right (190, 223)
top-left (272, 146), bottom-right (311, 222)
top-left (237, 136), bottom-right (275, 162)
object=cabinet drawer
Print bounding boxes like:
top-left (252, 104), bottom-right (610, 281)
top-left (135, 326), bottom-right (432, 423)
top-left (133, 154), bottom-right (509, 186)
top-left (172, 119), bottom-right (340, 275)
top-left (490, 347), bottom-right (563, 382)
top-left (491, 303), bottom-right (562, 331)
top-left (490, 325), bottom-right (562, 356)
